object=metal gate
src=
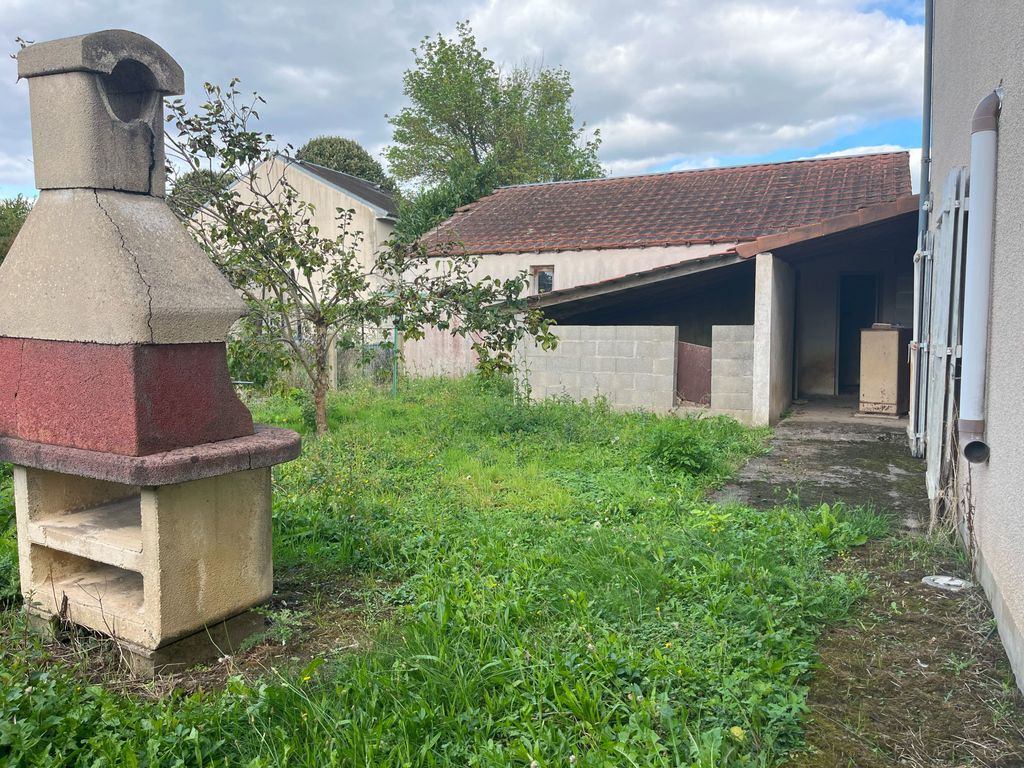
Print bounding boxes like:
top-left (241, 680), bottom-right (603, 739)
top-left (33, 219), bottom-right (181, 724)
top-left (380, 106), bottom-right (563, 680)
top-left (676, 341), bottom-right (712, 405)
top-left (910, 167), bottom-right (968, 504)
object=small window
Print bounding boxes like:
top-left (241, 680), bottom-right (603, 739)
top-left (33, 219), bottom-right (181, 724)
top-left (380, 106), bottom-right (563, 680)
top-left (532, 265), bottom-right (554, 294)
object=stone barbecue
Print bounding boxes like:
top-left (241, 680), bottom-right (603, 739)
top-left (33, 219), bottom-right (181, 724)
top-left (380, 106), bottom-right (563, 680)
top-left (0, 30), bottom-right (301, 673)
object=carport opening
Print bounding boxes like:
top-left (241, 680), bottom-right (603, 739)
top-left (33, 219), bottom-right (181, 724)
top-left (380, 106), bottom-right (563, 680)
top-left (837, 273), bottom-right (878, 394)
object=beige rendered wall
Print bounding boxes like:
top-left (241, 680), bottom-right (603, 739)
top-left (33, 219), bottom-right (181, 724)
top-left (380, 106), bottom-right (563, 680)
top-left (931, 0), bottom-right (1024, 688)
top-left (794, 245), bottom-right (913, 396)
top-left (752, 253), bottom-right (795, 426)
top-left (517, 325), bottom-right (677, 412)
top-left (403, 243), bottom-right (734, 377)
top-left (236, 157), bottom-right (395, 273)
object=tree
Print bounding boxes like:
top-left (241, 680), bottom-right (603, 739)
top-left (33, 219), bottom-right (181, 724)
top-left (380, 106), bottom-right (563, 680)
top-left (296, 136), bottom-right (397, 194)
top-left (387, 22), bottom-right (603, 238)
top-left (0, 195), bottom-right (32, 265)
top-left (165, 80), bottom-right (554, 435)
top-left (167, 168), bottom-right (232, 218)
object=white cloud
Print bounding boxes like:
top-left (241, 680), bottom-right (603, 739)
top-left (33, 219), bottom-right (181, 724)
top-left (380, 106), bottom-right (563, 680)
top-left (0, 0), bottom-right (922, 192)
top-left (472, 0), bottom-right (922, 168)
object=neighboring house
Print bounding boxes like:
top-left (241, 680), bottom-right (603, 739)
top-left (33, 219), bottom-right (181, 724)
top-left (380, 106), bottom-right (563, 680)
top-left (237, 154), bottom-right (397, 272)
top-left (404, 152), bottom-right (915, 425)
top-left (231, 156), bottom-right (398, 383)
top-left (911, 1), bottom-right (1024, 689)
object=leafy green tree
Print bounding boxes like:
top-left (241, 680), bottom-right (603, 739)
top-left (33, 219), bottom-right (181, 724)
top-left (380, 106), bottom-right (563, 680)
top-left (0, 195), bottom-right (32, 265)
top-left (166, 168), bottom-right (232, 218)
top-left (165, 80), bottom-right (554, 434)
top-left (387, 21), bottom-right (603, 240)
top-left (296, 136), bottom-right (397, 194)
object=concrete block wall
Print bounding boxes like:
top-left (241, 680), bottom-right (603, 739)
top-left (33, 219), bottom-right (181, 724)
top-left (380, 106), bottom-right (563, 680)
top-left (710, 325), bottom-right (754, 424)
top-left (519, 325), bottom-right (677, 412)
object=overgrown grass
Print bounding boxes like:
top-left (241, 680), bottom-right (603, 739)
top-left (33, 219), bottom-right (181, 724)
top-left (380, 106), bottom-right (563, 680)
top-left (0, 377), bottom-right (886, 766)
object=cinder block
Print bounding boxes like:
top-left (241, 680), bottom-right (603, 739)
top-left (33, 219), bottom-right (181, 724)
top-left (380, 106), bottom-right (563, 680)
top-left (653, 356), bottom-right (676, 376)
top-left (712, 341), bottom-right (754, 361)
top-left (712, 374), bottom-right (753, 395)
top-left (614, 326), bottom-right (637, 341)
top-left (615, 356), bottom-right (654, 374)
top-left (633, 341), bottom-right (657, 358)
top-left (635, 373), bottom-right (674, 395)
top-left (552, 355), bottom-right (580, 373)
top-left (553, 371), bottom-right (581, 391)
top-left (613, 341), bottom-right (636, 357)
top-left (594, 372), bottom-right (622, 393)
top-left (577, 340), bottom-right (598, 358)
top-left (708, 408), bottom-right (753, 425)
top-left (712, 325), bottom-right (754, 343)
top-left (555, 325), bottom-right (580, 341)
top-left (589, 356), bottom-right (617, 373)
top-left (712, 357), bottom-right (753, 378)
top-left (712, 392), bottom-right (753, 411)
top-left (596, 341), bottom-right (619, 357)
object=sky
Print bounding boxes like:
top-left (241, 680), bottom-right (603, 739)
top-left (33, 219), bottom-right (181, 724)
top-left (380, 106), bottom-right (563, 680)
top-left (0, 0), bottom-right (924, 199)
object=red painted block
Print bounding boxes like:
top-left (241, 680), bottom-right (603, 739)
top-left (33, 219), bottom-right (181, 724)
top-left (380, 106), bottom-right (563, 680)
top-left (0, 337), bottom-right (253, 456)
top-left (0, 337), bottom-right (22, 435)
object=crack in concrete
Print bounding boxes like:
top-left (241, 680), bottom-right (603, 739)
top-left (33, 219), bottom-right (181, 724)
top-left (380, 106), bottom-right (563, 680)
top-left (11, 338), bottom-right (25, 430)
top-left (93, 190), bottom-right (156, 343)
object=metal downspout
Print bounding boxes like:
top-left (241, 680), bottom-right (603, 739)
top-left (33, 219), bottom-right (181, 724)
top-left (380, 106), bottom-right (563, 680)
top-left (959, 89), bottom-right (1003, 463)
top-left (909, 0), bottom-right (934, 457)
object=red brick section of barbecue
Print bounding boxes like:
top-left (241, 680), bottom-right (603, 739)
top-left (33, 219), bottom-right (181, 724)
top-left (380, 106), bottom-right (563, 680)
top-left (424, 152), bottom-right (912, 255)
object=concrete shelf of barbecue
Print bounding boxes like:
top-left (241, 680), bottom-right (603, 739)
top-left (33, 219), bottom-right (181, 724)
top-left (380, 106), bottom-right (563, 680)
top-left (8, 427), bottom-right (300, 650)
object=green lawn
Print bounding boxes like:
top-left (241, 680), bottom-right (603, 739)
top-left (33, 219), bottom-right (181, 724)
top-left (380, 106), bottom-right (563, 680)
top-left (0, 377), bottom-right (884, 767)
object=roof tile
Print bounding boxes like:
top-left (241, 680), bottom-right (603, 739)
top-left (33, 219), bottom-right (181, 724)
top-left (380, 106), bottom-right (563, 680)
top-left (427, 152), bottom-right (911, 254)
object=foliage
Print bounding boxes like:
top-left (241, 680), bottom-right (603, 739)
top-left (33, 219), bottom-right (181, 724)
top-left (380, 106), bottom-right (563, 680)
top-left (165, 80), bottom-right (555, 433)
top-left (0, 380), bottom-right (885, 766)
top-left (0, 195), bottom-right (32, 265)
top-left (0, 464), bottom-right (16, 605)
top-left (295, 136), bottom-right (398, 194)
top-left (387, 21), bottom-right (603, 240)
top-left (226, 314), bottom-right (292, 388)
top-left (166, 168), bottom-right (232, 218)
top-left (393, 162), bottom-right (497, 243)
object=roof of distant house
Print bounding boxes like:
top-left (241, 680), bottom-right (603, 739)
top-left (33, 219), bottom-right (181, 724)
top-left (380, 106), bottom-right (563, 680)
top-left (425, 152), bottom-right (911, 254)
top-left (291, 159), bottom-right (398, 219)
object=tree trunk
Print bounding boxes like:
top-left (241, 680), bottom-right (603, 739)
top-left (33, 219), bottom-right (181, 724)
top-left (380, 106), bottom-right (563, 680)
top-left (312, 324), bottom-right (331, 436)
top-left (313, 375), bottom-right (329, 436)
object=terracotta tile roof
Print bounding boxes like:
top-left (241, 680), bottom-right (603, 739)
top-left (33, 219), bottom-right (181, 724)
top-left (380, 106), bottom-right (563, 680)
top-left (427, 152), bottom-right (911, 254)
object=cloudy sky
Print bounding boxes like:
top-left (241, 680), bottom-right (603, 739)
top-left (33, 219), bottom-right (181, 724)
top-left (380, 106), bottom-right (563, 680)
top-left (0, 0), bottom-right (923, 198)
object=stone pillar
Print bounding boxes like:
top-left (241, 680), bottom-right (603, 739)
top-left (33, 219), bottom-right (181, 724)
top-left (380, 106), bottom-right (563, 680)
top-left (0, 30), bottom-right (301, 674)
top-left (752, 252), bottom-right (795, 426)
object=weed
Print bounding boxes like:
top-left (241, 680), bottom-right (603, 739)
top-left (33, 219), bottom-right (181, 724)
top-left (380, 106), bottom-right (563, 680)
top-left (0, 377), bottom-right (882, 767)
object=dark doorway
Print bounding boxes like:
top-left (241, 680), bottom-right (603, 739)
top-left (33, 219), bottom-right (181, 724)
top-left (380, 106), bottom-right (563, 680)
top-left (837, 274), bottom-right (878, 393)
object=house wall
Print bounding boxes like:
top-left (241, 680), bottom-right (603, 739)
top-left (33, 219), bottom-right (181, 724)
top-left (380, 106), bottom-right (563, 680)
top-left (517, 325), bottom-right (677, 412)
top-left (464, 243), bottom-right (735, 292)
top-left (403, 243), bottom-right (735, 377)
top-left (235, 157), bottom-right (395, 278)
top-left (931, 0), bottom-right (1024, 688)
top-left (753, 253), bottom-right (795, 426)
top-left (792, 246), bottom-right (914, 396)
top-left (710, 325), bottom-right (754, 424)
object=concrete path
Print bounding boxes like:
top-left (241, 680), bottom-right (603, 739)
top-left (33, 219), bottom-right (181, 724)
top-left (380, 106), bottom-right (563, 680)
top-left (714, 397), bottom-right (929, 530)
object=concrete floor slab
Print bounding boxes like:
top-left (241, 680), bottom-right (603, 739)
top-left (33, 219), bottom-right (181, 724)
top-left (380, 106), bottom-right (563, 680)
top-left (714, 396), bottom-right (928, 530)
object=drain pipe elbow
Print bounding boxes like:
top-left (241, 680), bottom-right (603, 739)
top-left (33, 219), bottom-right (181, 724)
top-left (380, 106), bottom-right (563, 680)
top-left (959, 88), bottom-right (1002, 464)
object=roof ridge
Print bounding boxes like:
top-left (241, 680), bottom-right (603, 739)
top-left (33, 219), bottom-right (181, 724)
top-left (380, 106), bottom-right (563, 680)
top-left (496, 150), bottom-right (910, 191)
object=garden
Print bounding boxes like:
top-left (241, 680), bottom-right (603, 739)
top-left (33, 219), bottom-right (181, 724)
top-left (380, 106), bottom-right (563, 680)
top-left (0, 377), bottom-right (887, 767)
